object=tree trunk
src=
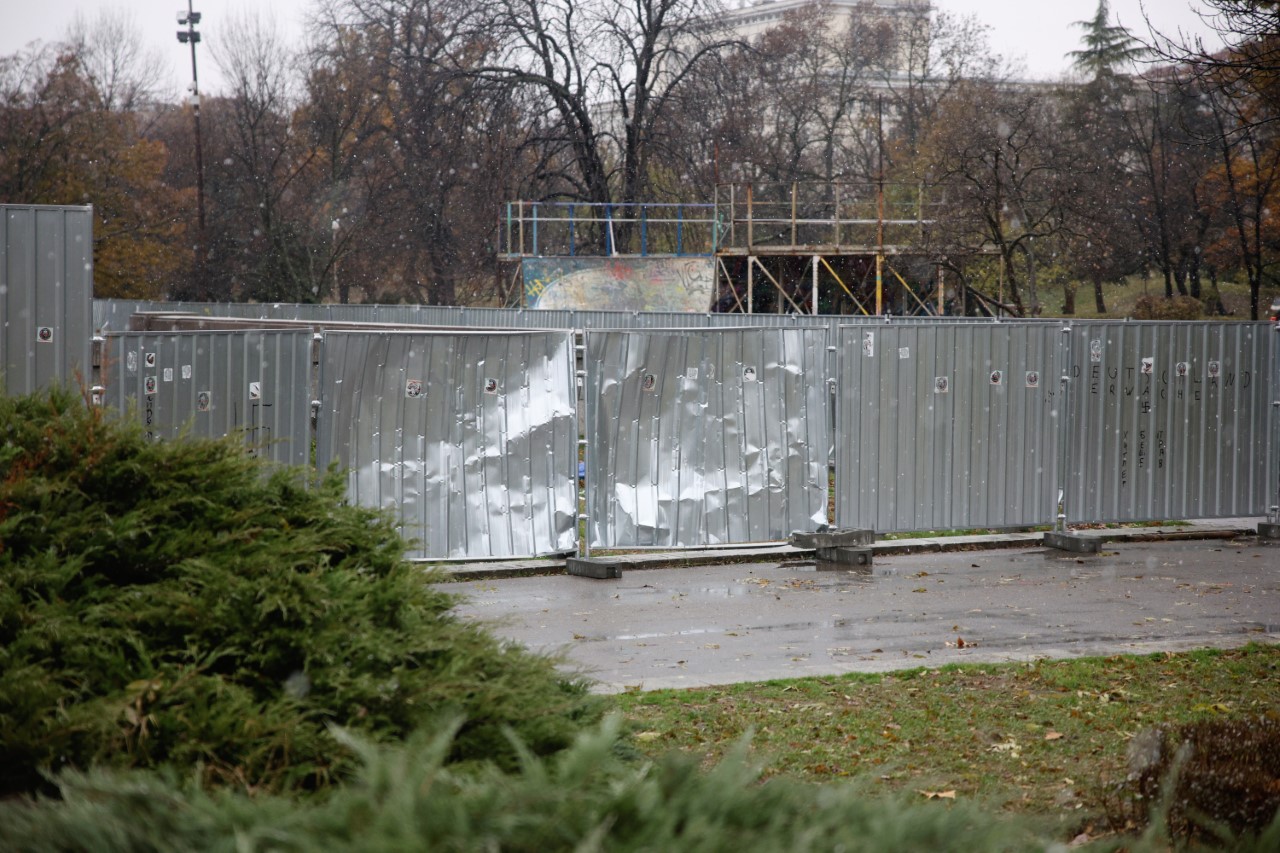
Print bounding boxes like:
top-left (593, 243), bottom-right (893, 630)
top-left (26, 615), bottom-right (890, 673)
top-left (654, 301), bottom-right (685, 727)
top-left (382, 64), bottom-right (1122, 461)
top-left (1061, 281), bottom-right (1076, 315)
top-left (1092, 269), bottom-right (1107, 314)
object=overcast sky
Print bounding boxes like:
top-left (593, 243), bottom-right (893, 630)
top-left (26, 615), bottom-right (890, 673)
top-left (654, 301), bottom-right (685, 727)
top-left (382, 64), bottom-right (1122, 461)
top-left (0, 0), bottom-right (1225, 98)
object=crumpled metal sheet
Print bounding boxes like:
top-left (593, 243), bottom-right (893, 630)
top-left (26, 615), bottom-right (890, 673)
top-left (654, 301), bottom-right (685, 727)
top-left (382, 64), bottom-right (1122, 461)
top-left (836, 323), bottom-right (1066, 534)
top-left (584, 327), bottom-right (829, 548)
top-left (99, 330), bottom-right (313, 468)
top-left (316, 331), bottom-right (579, 560)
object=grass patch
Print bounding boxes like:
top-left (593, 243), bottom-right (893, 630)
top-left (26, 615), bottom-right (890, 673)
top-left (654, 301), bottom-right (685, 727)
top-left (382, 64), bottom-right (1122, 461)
top-left (615, 644), bottom-right (1280, 838)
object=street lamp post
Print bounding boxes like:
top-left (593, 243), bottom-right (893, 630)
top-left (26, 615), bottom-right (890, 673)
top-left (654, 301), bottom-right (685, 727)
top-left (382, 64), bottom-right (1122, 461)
top-left (177, 3), bottom-right (206, 298)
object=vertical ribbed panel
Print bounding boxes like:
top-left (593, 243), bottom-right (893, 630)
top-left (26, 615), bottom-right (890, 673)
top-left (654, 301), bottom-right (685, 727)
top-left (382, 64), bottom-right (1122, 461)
top-left (1065, 322), bottom-right (1273, 522)
top-left (836, 323), bottom-right (1066, 533)
top-left (2, 205), bottom-right (93, 395)
top-left (585, 328), bottom-right (829, 548)
top-left (316, 331), bottom-right (578, 560)
top-left (99, 330), bottom-right (313, 467)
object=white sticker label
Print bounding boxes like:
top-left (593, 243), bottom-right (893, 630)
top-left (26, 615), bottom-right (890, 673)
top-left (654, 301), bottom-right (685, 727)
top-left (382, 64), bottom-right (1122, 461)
top-left (145, 353), bottom-right (156, 368)
top-left (162, 368), bottom-right (172, 382)
top-left (990, 370), bottom-right (1003, 386)
top-left (1141, 357), bottom-right (1154, 375)
top-left (197, 391), bottom-right (211, 412)
top-left (1090, 340), bottom-right (1103, 363)
top-left (1175, 362), bottom-right (1189, 378)
top-left (898, 347), bottom-right (910, 360)
top-left (862, 331), bottom-right (875, 358)
top-left (1208, 360), bottom-right (1221, 378)
top-left (742, 366), bottom-right (757, 382)
top-left (686, 367), bottom-right (699, 381)
top-left (144, 376), bottom-right (157, 395)
top-left (934, 376), bottom-right (950, 394)
top-left (181, 364), bottom-right (192, 380)
top-left (37, 326), bottom-right (53, 343)
top-left (641, 373), bottom-right (656, 391)
top-left (1025, 371), bottom-right (1040, 388)
top-left (483, 378), bottom-right (499, 395)
top-left (127, 351), bottom-right (138, 373)
top-left (405, 379), bottom-right (424, 399)
top-left (249, 381), bottom-right (262, 400)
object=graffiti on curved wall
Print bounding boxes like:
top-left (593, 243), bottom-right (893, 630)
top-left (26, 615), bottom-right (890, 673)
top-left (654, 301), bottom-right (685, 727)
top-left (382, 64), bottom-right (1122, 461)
top-left (524, 257), bottom-right (715, 312)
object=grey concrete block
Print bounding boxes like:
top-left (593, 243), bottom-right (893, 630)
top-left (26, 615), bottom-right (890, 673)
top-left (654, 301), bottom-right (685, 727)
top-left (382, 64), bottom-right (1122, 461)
top-left (1258, 522), bottom-right (1280, 541)
top-left (1043, 531), bottom-right (1102, 553)
top-left (791, 529), bottom-right (875, 550)
top-left (815, 546), bottom-right (873, 567)
top-left (566, 558), bottom-right (622, 579)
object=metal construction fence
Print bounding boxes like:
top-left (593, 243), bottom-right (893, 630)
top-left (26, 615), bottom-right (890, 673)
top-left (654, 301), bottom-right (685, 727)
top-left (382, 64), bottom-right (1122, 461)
top-left (836, 323), bottom-right (1068, 533)
top-left (584, 328), bottom-right (830, 550)
top-left (1064, 322), bottom-right (1275, 524)
top-left (316, 331), bottom-right (580, 560)
top-left (2, 205), bottom-right (93, 395)
top-left (97, 330), bottom-right (315, 468)
top-left (59, 300), bottom-right (1280, 559)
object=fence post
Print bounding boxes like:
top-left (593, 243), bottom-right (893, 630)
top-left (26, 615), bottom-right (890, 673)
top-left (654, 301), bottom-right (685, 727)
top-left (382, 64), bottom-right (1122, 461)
top-left (1055, 322), bottom-right (1074, 533)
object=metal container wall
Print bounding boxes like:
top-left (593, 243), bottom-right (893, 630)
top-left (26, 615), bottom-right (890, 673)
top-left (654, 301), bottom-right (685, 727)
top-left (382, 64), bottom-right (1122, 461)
top-left (99, 330), bottom-right (314, 467)
top-left (1065, 322), bottom-right (1274, 522)
top-left (317, 331), bottom-right (579, 560)
top-left (836, 323), bottom-right (1067, 533)
top-left (584, 327), bottom-right (829, 548)
top-left (2, 205), bottom-right (93, 395)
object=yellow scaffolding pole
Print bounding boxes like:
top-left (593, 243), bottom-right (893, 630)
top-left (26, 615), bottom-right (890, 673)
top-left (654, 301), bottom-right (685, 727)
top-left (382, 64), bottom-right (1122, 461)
top-left (818, 256), bottom-right (870, 315)
top-left (887, 262), bottom-right (933, 315)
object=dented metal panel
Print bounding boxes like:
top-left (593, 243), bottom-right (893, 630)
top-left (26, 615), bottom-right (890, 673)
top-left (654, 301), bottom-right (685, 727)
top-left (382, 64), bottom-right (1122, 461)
top-left (317, 331), bottom-right (579, 560)
top-left (836, 323), bottom-right (1067, 533)
top-left (1065, 322), bottom-right (1273, 523)
top-left (584, 327), bottom-right (829, 548)
top-left (98, 330), bottom-right (313, 467)
top-left (2, 205), bottom-right (93, 395)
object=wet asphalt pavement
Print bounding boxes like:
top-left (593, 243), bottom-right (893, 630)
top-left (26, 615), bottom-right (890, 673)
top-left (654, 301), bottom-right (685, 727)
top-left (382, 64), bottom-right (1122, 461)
top-left (451, 537), bottom-right (1279, 692)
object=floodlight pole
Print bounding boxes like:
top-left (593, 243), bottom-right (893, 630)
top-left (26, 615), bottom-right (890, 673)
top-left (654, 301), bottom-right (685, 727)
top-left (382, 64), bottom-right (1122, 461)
top-left (177, 2), bottom-right (206, 297)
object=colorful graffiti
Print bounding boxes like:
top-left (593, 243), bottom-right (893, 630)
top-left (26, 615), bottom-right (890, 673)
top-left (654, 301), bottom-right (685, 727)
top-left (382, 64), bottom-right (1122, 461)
top-left (524, 257), bottom-right (715, 311)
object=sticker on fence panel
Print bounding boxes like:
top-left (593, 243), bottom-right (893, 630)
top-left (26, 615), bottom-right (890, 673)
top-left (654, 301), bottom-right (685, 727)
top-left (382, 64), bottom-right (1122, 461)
top-left (144, 376), bottom-right (157, 395)
top-left (249, 381), bottom-right (262, 400)
top-left (1176, 362), bottom-right (1189, 378)
top-left (405, 379), bottom-right (424, 399)
top-left (483, 378), bottom-right (499, 395)
top-left (145, 352), bottom-right (156, 368)
top-left (934, 376), bottom-right (950, 394)
top-left (1141, 357), bottom-right (1154, 375)
top-left (182, 365), bottom-right (192, 380)
top-left (1090, 340), bottom-right (1103, 363)
top-left (37, 326), bottom-right (53, 343)
top-left (1026, 371), bottom-right (1040, 388)
top-left (197, 391), bottom-right (212, 412)
top-left (127, 351), bottom-right (138, 373)
top-left (1208, 360), bottom-right (1221, 379)
top-left (742, 365), bottom-right (757, 382)
top-left (862, 331), bottom-right (875, 357)
top-left (641, 373), bottom-right (656, 391)
top-left (989, 370), bottom-right (1003, 386)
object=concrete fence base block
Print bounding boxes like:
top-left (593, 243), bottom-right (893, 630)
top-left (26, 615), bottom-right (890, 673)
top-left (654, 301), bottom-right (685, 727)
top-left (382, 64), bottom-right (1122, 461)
top-left (1258, 522), bottom-right (1280, 541)
top-left (815, 546), bottom-right (873, 567)
top-left (1043, 531), bottom-right (1102, 554)
top-left (566, 558), bottom-right (623, 579)
top-left (791, 529), bottom-right (875, 550)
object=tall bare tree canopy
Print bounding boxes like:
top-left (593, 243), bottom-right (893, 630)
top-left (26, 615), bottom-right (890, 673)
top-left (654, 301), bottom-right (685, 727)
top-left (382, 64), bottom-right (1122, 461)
top-left (0, 0), bottom-right (1277, 316)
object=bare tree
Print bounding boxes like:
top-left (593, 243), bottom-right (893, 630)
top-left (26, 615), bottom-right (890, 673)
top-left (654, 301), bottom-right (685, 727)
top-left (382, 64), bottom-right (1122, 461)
top-left (64, 7), bottom-right (170, 112)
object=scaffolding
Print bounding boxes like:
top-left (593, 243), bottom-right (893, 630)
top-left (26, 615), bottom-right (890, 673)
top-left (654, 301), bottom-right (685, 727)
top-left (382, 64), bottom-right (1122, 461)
top-left (499, 182), bottom-right (957, 315)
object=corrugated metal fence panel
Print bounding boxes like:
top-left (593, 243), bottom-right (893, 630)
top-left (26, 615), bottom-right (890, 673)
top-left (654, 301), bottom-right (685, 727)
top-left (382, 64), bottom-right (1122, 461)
top-left (1270, 324), bottom-right (1280, 520)
top-left (836, 323), bottom-right (1066, 533)
top-left (1065, 322), bottom-right (1273, 522)
top-left (585, 327), bottom-right (829, 548)
top-left (99, 330), bottom-right (313, 467)
top-left (2, 205), bottom-right (93, 395)
top-left (317, 331), bottom-right (579, 560)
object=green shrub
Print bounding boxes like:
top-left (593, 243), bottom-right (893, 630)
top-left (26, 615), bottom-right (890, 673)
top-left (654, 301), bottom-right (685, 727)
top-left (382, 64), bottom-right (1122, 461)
top-left (1131, 294), bottom-right (1204, 320)
top-left (0, 719), bottom-right (1062, 853)
top-left (0, 388), bottom-right (601, 796)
